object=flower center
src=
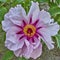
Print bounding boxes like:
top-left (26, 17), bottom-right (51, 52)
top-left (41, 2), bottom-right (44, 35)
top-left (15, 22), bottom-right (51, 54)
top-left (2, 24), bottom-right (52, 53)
top-left (23, 24), bottom-right (36, 37)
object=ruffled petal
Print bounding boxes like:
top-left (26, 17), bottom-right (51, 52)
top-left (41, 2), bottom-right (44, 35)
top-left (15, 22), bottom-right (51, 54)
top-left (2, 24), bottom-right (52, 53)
top-left (39, 10), bottom-right (51, 24)
top-left (40, 28), bottom-right (54, 50)
top-left (14, 49), bottom-right (22, 57)
top-left (23, 44), bottom-right (33, 59)
top-left (31, 43), bottom-right (42, 59)
top-left (31, 37), bottom-right (40, 49)
top-left (46, 22), bottom-right (59, 36)
top-left (3, 5), bottom-right (26, 26)
top-left (5, 26), bottom-right (24, 51)
top-left (32, 8), bottom-right (40, 24)
top-left (2, 19), bottom-right (14, 32)
top-left (28, 1), bottom-right (39, 18)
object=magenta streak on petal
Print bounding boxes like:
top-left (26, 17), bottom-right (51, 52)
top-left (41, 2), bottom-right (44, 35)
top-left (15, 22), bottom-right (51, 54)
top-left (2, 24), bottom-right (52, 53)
top-left (37, 27), bottom-right (42, 30)
top-left (23, 20), bottom-right (26, 26)
top-left (29, 17), bottom-right (32, 24)
top-left (15, 25), bottom-right (23, 29)
top-left (33, 20), bottom-right (39, 26)
top-left (27, 36), bottom-right (30, 41)
top-left (34, 34), bottom-right (39, 38)
top-left (27, 36), bottom-right (35, 43)
top-left (36, 32), bottom-right (42, 37)
top-left (32, 37), bottom-right (35, 43)
top-left (19, 35), bottom-right (25, 40)
top-left (16, 31), bottom-right (23, 34)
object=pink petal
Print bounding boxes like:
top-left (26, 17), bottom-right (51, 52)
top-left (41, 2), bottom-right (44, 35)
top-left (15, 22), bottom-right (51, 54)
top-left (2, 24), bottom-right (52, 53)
top-left (31, 43), bottom-right (42, 59)
top-left (2, 5), bottom-right (26, 30)
top-left (31, 37), bottom-right (40, 49)
top-left (40, 28), bottom-right (54, 50)
top-left (2, 19), bottom-right (14, 32)
top-left (14, 49), bottom-right (22, 57)
top-left (39, 10), bottom-right (51, 24)
top-left (23, 44), bottom-right (33, 59)
top-left (5, 26), bottom-right (24, 51)
top-left (32, 6), bottom-right (40, 24)
top-left (27, 1), bottom-right (39, 19)
top-left (46, 22), bottom-right (59, 36)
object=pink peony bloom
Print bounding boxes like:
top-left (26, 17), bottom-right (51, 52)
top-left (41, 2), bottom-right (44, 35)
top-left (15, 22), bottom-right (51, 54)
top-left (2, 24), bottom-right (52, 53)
top-left (2, 1), bottom-right (59, 59)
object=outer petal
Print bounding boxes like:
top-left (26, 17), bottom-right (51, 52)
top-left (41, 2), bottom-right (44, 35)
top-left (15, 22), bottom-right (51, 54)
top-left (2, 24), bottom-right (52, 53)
top-left (32, 8), bottom-right (40, 23)
top-left (28, 1), bottom-right (39, 18)
top-left (31, 43), bottom-right (42, 59)
top-left (5, 26), bottom-right (24, 51)
top-left (14, 49), bottom-right (22, 57)
top-left (39, 10), bottom-right (51, 24)
top-left (46, 22), bottom-right (59, 36)
top-left (8, 5), bottom-right (27, 26)
top-left (23, 40), bottom-right (33, 59)
top-left (40, 28), bottom-right (54, 50)
top-left (2, 5), bottom-right (26, 32)
top-left (2, 19), bottom-right (14, 32)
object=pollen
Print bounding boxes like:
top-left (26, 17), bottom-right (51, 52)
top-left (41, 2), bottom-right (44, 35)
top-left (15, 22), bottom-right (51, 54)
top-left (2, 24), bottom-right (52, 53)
top-left (23, 24), bottom-right (36, 37)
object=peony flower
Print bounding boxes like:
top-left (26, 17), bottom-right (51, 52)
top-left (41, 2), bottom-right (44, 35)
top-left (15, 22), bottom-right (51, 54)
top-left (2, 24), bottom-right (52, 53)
top-left (2, 1), bottom-right (59, 59)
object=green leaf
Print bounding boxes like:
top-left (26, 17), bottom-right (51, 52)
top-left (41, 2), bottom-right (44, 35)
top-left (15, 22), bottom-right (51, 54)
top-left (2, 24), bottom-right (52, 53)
top-left (0, 7), bottom-right (7, 22)
top-left (55, 34), bottom-right (60, 48)
top-left (0, 0), bottom-right (7, 2)
top-left (37, 0), bottom-right (49, 2)
top-left (2, 50), bottom-right (14, 60)
top-left (18, 57), bottom-right (28, 60)
top-left (54, 14), bottom-right (60, 24)
top-left (49, 6), bottom-right (60, 16)
top-left (16, 0), bottom-right (23, 3)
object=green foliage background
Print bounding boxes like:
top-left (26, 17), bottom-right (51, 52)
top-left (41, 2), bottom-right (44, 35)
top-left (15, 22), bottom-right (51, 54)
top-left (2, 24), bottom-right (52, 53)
top-left (0, 0), bottom-right (60, 60)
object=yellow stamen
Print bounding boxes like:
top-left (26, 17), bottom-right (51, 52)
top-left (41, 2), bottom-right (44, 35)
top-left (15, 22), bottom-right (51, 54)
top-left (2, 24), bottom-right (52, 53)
top-left (23, 24), bottom-right (36, 37)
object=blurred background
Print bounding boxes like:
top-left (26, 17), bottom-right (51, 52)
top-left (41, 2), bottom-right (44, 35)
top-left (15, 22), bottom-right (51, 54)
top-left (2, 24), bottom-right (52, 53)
top-left (0, 0), bottom-right (60, 60)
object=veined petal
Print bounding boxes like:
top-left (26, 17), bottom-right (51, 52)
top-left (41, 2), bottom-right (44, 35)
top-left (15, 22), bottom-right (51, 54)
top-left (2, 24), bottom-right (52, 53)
top-left (31, 44), bottom-right (42, 59)
top-left (2, 20), bottom-right (14, 32)
top-left (39, 10), bottom-right (51, 24)
top-left (24, 39), bottom-right (30, 47)
top-left (9, 5), bottom-right (26, 19)
top-left (23, 44), bottom-right (33, 59)
top-left (28, 1), bottom-right (39, 18)
top-left (32, 37), bottom-right (40, 49)
top-left (9, 5), bottom-right (27, 25)
top-left (46, 22), bottom-right (59, 36)
top-left (14, 49), bottom-right (22, 57)
top-left (32, 9), bottom-right (40, 24)
top-left (5, 26), bottom-right (24, 51)
top-left (40, 28), bottom-right (54, 50)
top-left (3, 5), bottom-right (27, 27)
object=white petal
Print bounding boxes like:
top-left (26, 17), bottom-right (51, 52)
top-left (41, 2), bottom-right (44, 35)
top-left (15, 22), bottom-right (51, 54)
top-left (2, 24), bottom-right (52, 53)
top-left (23, 45), bottom-right (33, 59)
top-left (32, 37), bottom-right (40, 49)
top-left (31, 44), bottom-right (42, 59)
top-left (9, 5), bottom-right (26, 19)
top-left (14, 49), bottom-right (22, 57)
top-left (5, 26), bottom-right (24, 51)
top-left (40, 28), bottom-right (54, 50)
top-left (5, 36), bottom-right (24, 51)
top-left (4, 5), bottom-right (26, 26)
top-left (2, 20), bottom-right (14, 32)
top-left (46, 22), bottom-right (59, 36)
top-left (28, 1), bottom-right (39, 18)
top-left (39, 10), bottom-right (51, 24)
top-left (2, 5), bottom-right (26, 32)
top-left (32, 8), bottom-right (40, 23)
top-left (9, 15), bottom-right (22, 26)
top-left (24, 39), bottom-right (30, 47)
